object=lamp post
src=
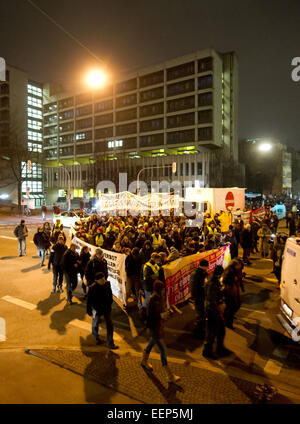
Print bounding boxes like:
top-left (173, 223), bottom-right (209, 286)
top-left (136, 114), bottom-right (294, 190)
top-left (137, 162), bottom-right (176, 195)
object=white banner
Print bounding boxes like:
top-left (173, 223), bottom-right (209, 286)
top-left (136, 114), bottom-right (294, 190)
top-left (72, 237), bottom-right (127, 306)
top-left (231, 210), bottom-right (251, 225)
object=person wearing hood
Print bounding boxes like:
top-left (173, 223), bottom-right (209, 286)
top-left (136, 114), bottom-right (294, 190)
top-left (190, 259), bottom-right (209, 339)
top-left (139, 240), bottom-right (153, 264)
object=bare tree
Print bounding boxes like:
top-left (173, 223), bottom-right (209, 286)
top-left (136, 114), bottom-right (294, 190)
top-left (0, 121), bottom-right (43, 214)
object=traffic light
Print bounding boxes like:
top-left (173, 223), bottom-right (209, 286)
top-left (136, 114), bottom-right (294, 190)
top-left (27, 160), bottom-right (31, 173)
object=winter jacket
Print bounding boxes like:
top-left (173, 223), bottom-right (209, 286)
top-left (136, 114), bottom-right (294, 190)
top-left (14, 224), bottom-right (28, 240)
top-left (190, 267), bottom-right (208, 305)
top-left (85, 256), bottom-right (108, 286)
top-left (48, 243), bottom-right (68, 268)
top-left (87, 281), bottom-right (113, 316)
top-left (62, 249), bottom-right (79, 276)
top-left (205, 275), bottom-right (223, 312)
top-left (241, 229), bottom-right (252, 249)
top-left (143, 261), bottom-right (160, 292)
top-left (33, 231), bottom-right (50, 250)
top-left (125, 253), bottom-right (142, 277)
top-left (146, 292), bottom-right (164, 339)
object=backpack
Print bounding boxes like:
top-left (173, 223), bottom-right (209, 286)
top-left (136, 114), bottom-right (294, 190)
top-left (13, 226), bottom-right (19, 238)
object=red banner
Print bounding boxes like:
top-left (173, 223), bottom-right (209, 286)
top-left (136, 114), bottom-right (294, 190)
top-left (163, 245), bottom-right (231, 307)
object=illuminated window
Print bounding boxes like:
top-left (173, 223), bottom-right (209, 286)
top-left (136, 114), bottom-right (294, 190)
top-left (28, 119), bottom-right (42, 130)
top-left (28, 108), bottom-right (42, 119)
top-left (107, 139), bottom-right (123, 149)
top-left (28, 131), bottom-right (42, 141)
top-left (28, 96), bottom-right (42, 108)
top-left (28, 143), bottom-right (42, 153)
top-left (27, 84), bottom-right (42, 97)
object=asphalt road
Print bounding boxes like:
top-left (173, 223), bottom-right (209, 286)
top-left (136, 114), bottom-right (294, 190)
top-left (0, 218), bottom-right (299, 404)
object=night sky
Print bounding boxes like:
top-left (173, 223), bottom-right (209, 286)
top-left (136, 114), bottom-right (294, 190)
top-left (0, 0), bottom-right (300, 149)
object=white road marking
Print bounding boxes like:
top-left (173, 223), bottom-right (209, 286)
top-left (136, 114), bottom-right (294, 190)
top-left (264, 345), bottom-right (289, 375)
top-left (1, 295), bottom-right (36, 311)
top-left (0, 236), bottom-right (16, 240)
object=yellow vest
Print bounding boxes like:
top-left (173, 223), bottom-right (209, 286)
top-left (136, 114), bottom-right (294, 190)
top-left (151, 233), bottom-right (161, 249)
top-left (143, 261), bottom-right (160, 280)
top-left (207, 226), bottom-right (217, 235)
top-left (95, 233), bottom-right (105, 247)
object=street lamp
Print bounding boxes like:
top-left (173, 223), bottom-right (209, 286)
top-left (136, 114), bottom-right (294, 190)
top-left (258, 142), bottom-right (272, 152)
top-left (137, 162), bottom-right (177, 195)
top-left (85, 69), bottom-right (108, 89)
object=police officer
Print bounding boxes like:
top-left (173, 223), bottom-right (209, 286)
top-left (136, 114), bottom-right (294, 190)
top-left (190, 259), bottom-right (209, 339)
top-left (203, 265), bottom-right (232, 359)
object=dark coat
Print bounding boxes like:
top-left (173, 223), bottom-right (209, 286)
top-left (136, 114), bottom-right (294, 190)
top-left (125, 253), bottom-right (142, 277)
top-left (241, 229), bottom-right (252, 249)
top-left (190, 267), bottom-right (208, 304)
top-left (62, 249), bottom-right (79, 276)
top-left (33, 231), bottom-right (50, 249)
top-left (87, 281), bottom-right (113, 316)
top-left (146, 292), bottom-right (164, 339)
top-left (85, 256), bottom-right (108, 286)
top-left (48, 243), bottom-right (68, 267)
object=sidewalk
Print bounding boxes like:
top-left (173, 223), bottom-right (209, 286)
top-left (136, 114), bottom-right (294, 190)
top-left (0, 212), bottom-right (53, 226)
top-left (26, 346), bottom-right (281, 404)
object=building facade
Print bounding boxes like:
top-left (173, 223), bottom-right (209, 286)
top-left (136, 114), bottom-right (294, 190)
top-left (0, 65), bottom-right (44, 207)
top-left (42, 49), bottom-right (239, 206)
top-left (239, 138), bottom-right (292, 195)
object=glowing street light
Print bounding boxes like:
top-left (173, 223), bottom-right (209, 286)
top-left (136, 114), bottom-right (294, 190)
top-left (85, 69), bottom-right (108, 88)
top-left (258, 142), bottom-right (272, 152)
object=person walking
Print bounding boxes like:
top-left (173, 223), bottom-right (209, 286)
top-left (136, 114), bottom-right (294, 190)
top-left (203, 265), bottom-right (232, 359)
top-left (78, 245), bottom-right (91, 299)
top-left (85, 248), bottom-right (108, 287)
top-left (48, 235), bottom-right (68, 293)
top-left (223, 261), bottom-right (239, 329)
top-left (241, 224), bottom-right (252, 265)
top-left (141, 280), bottom-right (180, 383)
top-left (190, 259), bottom-right (209, 339)
top-left (62, 243), bottom-right (80, 305)
top-left (86, 271), bottom-right (119, 350)
top-left (41, 204), bottom-right (47, 221)
top-left (33, 226), bottom-right (50, 267)
top-left (125, 247), bottom-right (143, 309)
top-left (14, 219), bottom-right (28, 257)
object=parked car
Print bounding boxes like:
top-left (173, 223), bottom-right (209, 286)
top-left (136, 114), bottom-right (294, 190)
top-left (53, 210), bottom-right (90, 228)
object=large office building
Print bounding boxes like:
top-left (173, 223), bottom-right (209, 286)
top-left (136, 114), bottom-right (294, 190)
top-left (43, 49), bottom-right (240, 206)
top-left (0, 65), bottom-right (44, 207)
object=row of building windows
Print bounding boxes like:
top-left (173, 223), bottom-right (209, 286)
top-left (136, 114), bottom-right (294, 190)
top-left (27, 84), bottom-right (42, 97)
top-left (22, 181), bottom-right (43, 193)
top-left (43, 102), bottom-right (213, 139)
top-left (28, 142), bottom-right (42, 153)
top-left (28, 107), bottom-right (42, 119)
top-left (28, 96), bottom-right (42, 108)
top-left (21, 162), bottom-right (42, 179)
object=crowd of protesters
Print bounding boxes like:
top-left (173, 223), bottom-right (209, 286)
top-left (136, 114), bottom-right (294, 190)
top-left (12, 202), bottom-right (300, 376)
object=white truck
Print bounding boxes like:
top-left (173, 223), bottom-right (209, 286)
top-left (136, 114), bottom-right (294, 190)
top-left (277, 237), bottom-right (300, 342)
top-left (184, 187), bottom-right (245, 216)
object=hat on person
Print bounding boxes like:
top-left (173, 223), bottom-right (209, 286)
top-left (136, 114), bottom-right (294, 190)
top-left (97, 227), bottom-right (103, 233)
top-left (199, 259), bottom-right (209, 267)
